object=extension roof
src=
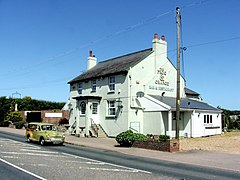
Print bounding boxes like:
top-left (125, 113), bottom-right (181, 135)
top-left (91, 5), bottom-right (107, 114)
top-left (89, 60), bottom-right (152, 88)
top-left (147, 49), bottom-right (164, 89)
top-left (185, 87), bottom-right (200, 96)
top-left (68, 48), bottom-right (152, 84)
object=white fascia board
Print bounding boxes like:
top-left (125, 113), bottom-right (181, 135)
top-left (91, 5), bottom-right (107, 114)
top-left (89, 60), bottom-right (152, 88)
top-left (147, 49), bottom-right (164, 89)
top-left (193, 109), bottom-right (222, 113)
top-left (139, 95), bottom-right (171, 111)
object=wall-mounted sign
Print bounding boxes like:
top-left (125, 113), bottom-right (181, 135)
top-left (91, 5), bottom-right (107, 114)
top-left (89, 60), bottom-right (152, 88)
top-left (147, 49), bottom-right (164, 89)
top-left (45, 113), bottom-right (62, 118)
top-left (149, 86), bottom-right (174, 92)
top-left (155, 68), bottom-right (169, 86)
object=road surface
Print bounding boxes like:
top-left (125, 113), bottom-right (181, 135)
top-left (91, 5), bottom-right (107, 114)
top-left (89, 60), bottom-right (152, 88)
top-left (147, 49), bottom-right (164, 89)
top-left (0, 131), bottom-right (239, 180)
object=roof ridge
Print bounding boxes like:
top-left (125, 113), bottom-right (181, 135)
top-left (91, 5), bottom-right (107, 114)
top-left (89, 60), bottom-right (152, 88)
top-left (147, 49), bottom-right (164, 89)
top-left (98, 48), bottom-right (152, 63)
top-left (68, 48), bottom-right (153, 84)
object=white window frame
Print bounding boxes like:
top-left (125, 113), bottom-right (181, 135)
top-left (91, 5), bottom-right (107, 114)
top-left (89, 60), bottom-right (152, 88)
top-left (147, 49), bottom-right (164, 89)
top-left (92, 80), bottom-right (96, 92)
top-left (107, 100), bottom-right (116, 116)
top-left (80, 102), bottom-right (86, 115)
top-left (92, 103), bottom-right (98, 114)
top-left (78, 82), bottom-right (83, 94)
top-left (204, 114), bottom-right (213, 124)
top-left (108, 76), bottom-right (115, 92)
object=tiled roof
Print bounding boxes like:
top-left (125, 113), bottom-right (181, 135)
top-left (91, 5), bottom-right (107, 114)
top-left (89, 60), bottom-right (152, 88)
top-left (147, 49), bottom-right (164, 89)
top-left (68, 48), bottom-right (152, 84)
top-left (149, 95), bottom-right (221, 111)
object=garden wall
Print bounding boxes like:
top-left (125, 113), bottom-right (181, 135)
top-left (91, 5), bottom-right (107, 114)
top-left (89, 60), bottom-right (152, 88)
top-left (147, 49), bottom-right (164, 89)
top-left (132, 139), bottom-right (179, 152)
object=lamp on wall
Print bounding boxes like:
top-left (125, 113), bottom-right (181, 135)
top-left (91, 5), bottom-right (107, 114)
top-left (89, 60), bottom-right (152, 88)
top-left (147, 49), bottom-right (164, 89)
top-left (68, 102), bottom-right (73, 110)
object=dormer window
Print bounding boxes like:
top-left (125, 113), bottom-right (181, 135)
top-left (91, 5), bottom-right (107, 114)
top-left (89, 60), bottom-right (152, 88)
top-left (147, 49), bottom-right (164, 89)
top-left (78, 83), bottom-right (83, 94)
top-left (109, 76), bottom-right (115, 92)
top-left (92, 80), bottom-right (96, 92)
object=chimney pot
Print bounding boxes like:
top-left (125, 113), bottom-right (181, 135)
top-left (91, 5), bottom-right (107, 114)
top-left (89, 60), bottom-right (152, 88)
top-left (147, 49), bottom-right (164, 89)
top-left (89, 50), bottom-right (93, 57)
top-left (154, 33), bottom-right (159, 39)
top-left (161, 35), bottom-right (165, 41)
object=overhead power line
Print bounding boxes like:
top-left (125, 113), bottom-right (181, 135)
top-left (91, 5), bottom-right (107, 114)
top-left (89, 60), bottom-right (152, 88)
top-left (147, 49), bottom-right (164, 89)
top-left (0, 10), bottom-right (173, 79)
top-left (0, 0), bottom-right (214, 91)
top-left (0, 76), bottom-right (73, 91)
top-left (186, 36), bottom-right (240, 49)
top-left (0, 0), bottom-right (211, 80)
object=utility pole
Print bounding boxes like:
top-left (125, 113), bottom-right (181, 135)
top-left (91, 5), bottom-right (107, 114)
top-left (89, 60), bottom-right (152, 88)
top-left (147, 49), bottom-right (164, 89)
top-left (175, 7), bottom-right (181, 139)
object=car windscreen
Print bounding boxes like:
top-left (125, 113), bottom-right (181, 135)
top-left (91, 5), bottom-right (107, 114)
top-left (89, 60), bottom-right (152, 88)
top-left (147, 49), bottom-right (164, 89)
top-left (41, 125), bottom-right (56, 131)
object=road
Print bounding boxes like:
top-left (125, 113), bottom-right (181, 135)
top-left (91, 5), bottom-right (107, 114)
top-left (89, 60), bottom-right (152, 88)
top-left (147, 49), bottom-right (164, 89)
top-left (0, 131), bottom-right (240, 180)
top-left (0, 159), bottom-right (40, 180)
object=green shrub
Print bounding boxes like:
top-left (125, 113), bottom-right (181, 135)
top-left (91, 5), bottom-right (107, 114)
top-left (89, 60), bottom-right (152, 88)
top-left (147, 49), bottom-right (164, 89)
top-left (5, 111), bottom-right (23, 123)
top-left (14, 121), bottom-right (24, 129)
top-left (159, 135), bottom-right (170, 140)
top-left (133, 133), bottom-right (148, 141)
top-left (116, 130), bottom-right (134, 147)
top-left (116, 130), bottom-right (147, 147)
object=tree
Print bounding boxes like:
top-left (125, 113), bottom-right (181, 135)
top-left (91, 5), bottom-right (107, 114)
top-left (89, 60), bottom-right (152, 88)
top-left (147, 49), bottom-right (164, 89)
top-left (233, 121), bottom-right (240, 130)
top-left (4, 111), bottom-right (24, 129)
top-left (221, 108), bottom-right (240, 130)
top-left (5, 111), bottom-right (22, 123)
top-left (0, 96), bottom-right (12, 126)
top-left (0, 96), bottom-right (65, 127)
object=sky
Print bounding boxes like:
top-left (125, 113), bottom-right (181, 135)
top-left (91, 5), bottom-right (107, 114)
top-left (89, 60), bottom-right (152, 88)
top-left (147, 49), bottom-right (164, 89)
top-left (0, 0), bottom-right (239, 110)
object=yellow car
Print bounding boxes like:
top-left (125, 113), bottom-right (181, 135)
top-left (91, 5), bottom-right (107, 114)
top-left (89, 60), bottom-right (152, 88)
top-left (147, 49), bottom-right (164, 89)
top-left (25, 122), bottom-right (65, 145)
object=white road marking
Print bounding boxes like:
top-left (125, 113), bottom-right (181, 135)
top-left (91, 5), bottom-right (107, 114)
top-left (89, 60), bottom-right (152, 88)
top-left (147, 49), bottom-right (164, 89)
top-left (1, 138), bottom-right (151, 174)
top-left (17, 163), bottom-right (48, 167)
top-left (2, 156), bottom-right (19, 159)
top-left (62, 152), bottom-right (151, 174)
top-left (79, 166), bottom-right (140, 173)
top-left (19, 146), bottom-right (41, 150)
top-left (63, 160), bottom-right (105, 165)
top-left (0, 139), bottom-right (12, 142)
top-left (20, 149), bottom-right (60, 154)
top-left (1, 151), bottom-right (66, 158)
top-left (0, 157), bottom-right (47, 180)
top-left (0, 138), bottom-right (40, 149)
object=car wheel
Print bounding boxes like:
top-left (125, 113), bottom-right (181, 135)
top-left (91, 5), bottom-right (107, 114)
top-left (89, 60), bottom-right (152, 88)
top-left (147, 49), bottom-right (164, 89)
top-left (40, 137), bottom-right (45, 146)
top-left (27, 135), bottom-right (31, 143)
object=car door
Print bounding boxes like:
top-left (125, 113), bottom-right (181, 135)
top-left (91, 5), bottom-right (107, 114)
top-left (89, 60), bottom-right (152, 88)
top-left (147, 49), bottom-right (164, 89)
top-left (32, 125), bottom-right (40, 141)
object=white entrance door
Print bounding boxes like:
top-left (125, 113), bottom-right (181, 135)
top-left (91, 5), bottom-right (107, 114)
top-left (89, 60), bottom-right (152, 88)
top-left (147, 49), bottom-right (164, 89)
top-left (91, 102), bottom-right (99, 124)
